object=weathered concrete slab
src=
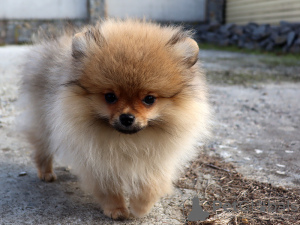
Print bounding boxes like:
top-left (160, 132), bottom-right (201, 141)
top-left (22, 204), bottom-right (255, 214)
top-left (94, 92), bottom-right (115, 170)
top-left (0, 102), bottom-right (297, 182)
top-left (0, 45), bottom-right (299, 224)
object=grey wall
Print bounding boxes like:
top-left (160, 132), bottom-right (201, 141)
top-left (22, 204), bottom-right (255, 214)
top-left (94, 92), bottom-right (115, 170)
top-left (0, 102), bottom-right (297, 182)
top-left (106, 0), bottom-right (206, 22)
top-left (0, 0), bottom-right (88, 19)
top-left (0, 0), bottom-right (206, 22)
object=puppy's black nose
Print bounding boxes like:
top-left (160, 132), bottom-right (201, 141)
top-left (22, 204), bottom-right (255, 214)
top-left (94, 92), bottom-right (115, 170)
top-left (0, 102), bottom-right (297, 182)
top-left (119, 114), bottom-right (135, 127)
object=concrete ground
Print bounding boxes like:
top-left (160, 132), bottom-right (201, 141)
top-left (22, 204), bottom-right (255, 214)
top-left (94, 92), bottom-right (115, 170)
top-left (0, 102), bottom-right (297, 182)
top-left (0, 46), bottom-right (299, 224)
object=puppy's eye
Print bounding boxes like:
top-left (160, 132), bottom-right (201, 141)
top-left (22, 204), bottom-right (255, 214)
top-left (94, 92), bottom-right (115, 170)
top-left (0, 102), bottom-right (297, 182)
top-left (143, 95), bottom-right (156, 105)
top-left (105, 93), bottom-right (117, 104)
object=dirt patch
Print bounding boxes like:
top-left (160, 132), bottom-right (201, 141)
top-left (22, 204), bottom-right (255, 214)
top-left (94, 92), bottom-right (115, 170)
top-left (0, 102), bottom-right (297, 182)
top-left (178, 149), bottom-right (300, 224)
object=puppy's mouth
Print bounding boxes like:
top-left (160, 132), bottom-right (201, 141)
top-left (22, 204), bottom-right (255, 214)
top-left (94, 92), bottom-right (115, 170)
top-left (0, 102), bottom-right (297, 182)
top-left (94, 115), bottom-right (144, 134)
top-left (113, 124), bottom-right (144, 134)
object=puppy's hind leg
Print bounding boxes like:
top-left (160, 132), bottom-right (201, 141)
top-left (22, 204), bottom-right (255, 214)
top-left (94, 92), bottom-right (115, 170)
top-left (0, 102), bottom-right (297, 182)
top-left (32, 138), bottom-right (56, 182)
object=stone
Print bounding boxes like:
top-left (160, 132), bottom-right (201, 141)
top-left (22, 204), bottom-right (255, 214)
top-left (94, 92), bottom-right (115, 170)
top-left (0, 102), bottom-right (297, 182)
top-left (220, 23), bottom-right (235, 33)
top-left (280, 21), bottom-right (290, 27)
top-left (219, 39), bottom-right (230, 46)
top-left (252, 25), bottom-right (270, 41)
top-left (208, 22), bottom-right (221, 32)
top-left (203, 32), bottom-right (218, 43)
top-left (279, 26), bottom-right (291, 35)
top-left (282, 45), bottom-right (289, 53)
top-left (259, 38), bottom-right (271, 49)
top-left (238, 39), bottom-right (245, 48)
top-left (273, 35), bottom-right (287, 45)
top-left (290, 45), bottom-right (300, 53)
top-left (265, 42), bottom-right (275, 51)
top-left (18, 171), bottom-right (27, 177)
top-left (229, 38), bottom-right (238, 45)
top-left (244, 42), bottom-right (254, 49)
top-left (248, 22), bottom-right (259, 28)
top-left (280, 21), bottom-right (300, 29)
top-left (196, 24), bottom-right (210, 33)
top-left (233, 26), bottom-right (243, 35)
top-left (294, 38), bottom-right (300, 45)
top-left (286, 31), bottom-right (296, 47)
top-left (220, 31), bottom-right (232, 38)
top-left (244, 22), bottom-right (258, 34)
top-left (231, 34), bottom-right (239, 41)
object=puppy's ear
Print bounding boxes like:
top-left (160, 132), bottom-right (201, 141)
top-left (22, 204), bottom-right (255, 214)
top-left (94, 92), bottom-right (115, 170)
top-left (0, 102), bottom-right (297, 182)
top-left (171, 37), bottom-right (199, 68)
top-left (72, 32), bottom-right (88, 59)
top-left (72, 28), bottom-right (105, 59)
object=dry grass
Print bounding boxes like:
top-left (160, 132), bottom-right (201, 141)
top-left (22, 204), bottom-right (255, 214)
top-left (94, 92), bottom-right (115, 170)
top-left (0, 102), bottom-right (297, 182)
top-left (177, 149), bottom-right (300, 225)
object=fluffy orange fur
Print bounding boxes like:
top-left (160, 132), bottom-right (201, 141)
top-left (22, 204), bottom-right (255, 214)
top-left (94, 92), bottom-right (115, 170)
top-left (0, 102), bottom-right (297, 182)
top-left (19, 19), bottom-right (211, 220)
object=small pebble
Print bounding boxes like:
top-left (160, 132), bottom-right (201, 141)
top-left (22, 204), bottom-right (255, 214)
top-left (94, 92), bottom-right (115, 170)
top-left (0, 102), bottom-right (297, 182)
top-left (219, 145), bottom-right (230, 149)
top-left (276, 171), bottom-right (286, 175)
top-left (285, 150), bottom-right (293, 153)
top-left (18, 171), bottom-right (27, 177)
top-left (254, 149), bottom-right (263, 154)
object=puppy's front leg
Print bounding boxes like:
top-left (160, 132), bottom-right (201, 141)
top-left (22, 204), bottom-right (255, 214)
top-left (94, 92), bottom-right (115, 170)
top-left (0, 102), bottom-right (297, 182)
top-left (130, 181), bottom-right (171, 217)
top-left (94, 188), bottom-right (129, 220)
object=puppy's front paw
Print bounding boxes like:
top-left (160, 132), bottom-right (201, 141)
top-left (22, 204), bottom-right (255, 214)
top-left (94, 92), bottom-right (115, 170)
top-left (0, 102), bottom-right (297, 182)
top-left (130, 203), bottom-right (152, 218)
top-left (38, 171), bottom-right (57, 182)
top-left (103, 207), bottom-right (129, 220)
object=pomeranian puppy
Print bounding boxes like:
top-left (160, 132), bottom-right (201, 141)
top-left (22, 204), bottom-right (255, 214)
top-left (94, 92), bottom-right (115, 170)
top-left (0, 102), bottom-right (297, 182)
top-left (19, 19), bottom-right (211, 219)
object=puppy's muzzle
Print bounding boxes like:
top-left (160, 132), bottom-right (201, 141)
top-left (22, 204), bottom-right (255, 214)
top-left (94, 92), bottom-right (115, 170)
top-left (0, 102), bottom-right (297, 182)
top-left (113, 114), bottom-right (142, 134)
top-left (119, 114), bottom-right (135, 127)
